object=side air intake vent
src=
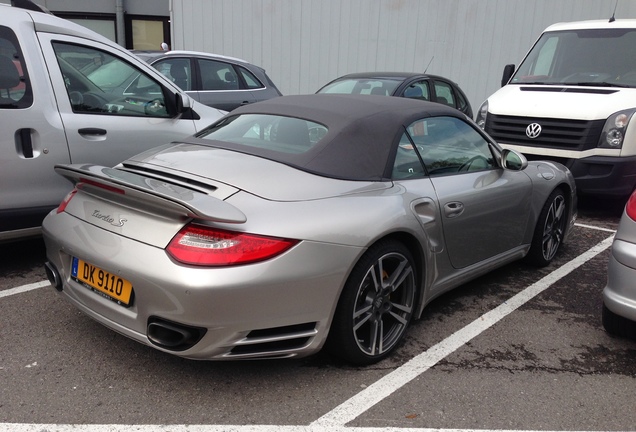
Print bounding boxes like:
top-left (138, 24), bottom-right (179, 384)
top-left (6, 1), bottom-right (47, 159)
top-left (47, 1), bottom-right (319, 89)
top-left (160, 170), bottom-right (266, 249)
top-left (228, 322), bottom-right (318, 357)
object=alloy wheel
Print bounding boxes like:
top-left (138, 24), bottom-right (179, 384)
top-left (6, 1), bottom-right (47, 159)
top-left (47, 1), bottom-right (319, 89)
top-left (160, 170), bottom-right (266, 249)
top-left (541, 194), bottom-right (566, 261)
top-left (352, 251), bottom-right (415, 357)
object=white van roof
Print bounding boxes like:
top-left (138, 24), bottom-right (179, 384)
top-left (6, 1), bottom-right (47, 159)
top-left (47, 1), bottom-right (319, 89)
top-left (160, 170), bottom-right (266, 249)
top-left (545, 19), bottom-right (636, 32)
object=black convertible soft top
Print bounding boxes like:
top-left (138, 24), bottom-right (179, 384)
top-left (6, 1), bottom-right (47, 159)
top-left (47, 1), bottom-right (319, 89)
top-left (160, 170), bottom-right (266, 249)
top-left (190, 93), bottom-right (467, 181)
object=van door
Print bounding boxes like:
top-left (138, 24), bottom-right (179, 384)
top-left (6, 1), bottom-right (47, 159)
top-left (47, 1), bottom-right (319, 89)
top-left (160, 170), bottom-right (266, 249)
top-left (0, 25), bottom-right (70, 239)
top-left (37, 33), bottom-right (206, 171)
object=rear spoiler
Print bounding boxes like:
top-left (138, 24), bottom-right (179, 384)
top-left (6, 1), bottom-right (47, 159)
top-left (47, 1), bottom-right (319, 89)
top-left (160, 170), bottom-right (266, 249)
top-left (55, 164), bottom-right (247, 224)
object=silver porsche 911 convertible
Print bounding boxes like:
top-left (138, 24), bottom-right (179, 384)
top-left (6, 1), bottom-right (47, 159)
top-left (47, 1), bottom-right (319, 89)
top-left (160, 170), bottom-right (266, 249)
top-left (42, 94), bottom-right (577, 365)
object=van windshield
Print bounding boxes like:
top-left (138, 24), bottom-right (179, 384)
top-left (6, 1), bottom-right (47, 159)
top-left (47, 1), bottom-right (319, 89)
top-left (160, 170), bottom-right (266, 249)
top-left (511, 28), bottom-right (636, 87)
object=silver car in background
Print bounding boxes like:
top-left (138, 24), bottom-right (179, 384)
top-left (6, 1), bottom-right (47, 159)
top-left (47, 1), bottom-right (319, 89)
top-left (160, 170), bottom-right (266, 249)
top-left (603, 191), bottom-right (636, 337)
top-left (133, 50), bottom-right (283, 112)
top-left (42, 94), bottom-right (577, 365)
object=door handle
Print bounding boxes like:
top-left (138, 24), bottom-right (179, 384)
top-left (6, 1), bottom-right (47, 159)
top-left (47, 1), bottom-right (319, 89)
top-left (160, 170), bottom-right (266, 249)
top-left (444, 201), bottom-right (464, 218)
top-left (78, 128), bottom-right (107, 136)
top-left (17, 128), bottom-right (33, 158)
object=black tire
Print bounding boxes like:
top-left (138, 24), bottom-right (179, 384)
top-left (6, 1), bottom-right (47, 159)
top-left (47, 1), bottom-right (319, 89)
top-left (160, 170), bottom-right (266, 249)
top-left (602, 303), bottom-right (636, 338)
top-left (526, 188), bottom-right (568, 267)
top-left (327, 240), bottom-right (417, 365)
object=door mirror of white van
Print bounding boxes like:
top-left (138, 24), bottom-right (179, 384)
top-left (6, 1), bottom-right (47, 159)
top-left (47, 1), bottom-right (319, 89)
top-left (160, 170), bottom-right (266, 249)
top-left (175, 92), bottom-right (185, 113)
top-left (501, 148), bottom-right (527, 171)
top-left (501, 64), bottom-right (515, 87)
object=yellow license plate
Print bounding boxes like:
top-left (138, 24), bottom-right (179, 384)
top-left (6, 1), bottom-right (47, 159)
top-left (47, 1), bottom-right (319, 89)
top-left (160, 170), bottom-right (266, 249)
top-left (71, 257), bottom-right (134, 307)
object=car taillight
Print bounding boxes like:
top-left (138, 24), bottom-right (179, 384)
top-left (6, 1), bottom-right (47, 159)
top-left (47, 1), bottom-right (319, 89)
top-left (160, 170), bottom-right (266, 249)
top-left (626, 191), bottom-right (636, 221)
top-left (56, 188), bottom-right (78, 213)
top-left (167, 224), bottom-right (299, 266)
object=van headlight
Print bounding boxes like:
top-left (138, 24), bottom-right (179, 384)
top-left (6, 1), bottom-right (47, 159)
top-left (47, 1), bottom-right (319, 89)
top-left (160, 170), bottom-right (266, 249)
top-left (599, 109), bottom-right (635, 148)
top-left (476, 101), bottom-right (488, 129)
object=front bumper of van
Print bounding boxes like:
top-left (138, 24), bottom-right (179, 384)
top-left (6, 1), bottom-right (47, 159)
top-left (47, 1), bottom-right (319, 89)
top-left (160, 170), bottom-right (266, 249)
top-left (566, 155), bottom-right (636, 198)
top-left (513, 148), bottom-right (636, 199)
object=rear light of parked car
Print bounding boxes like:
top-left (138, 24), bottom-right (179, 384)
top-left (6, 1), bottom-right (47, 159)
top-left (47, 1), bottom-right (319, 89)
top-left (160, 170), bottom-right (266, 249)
top-left (79, 177), bottom-right (126, 195)
top-left (57, 179), bottom-right (126, 214)
top-left (626, 190), bottom-right (636, 221)
top-left (167, 224), bottom-right (299, 266)
top-left (56, 188), bottom-right (78, 214)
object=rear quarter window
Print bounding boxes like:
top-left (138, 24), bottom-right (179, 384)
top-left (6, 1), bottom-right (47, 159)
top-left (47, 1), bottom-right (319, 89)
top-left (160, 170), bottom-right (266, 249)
top-left (199, 114), bottom-right (327, 154)
top-left (0, 26), bottom-right (33, 109)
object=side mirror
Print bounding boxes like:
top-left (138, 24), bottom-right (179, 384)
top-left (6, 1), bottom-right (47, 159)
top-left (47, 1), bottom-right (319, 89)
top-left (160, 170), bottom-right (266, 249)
top-left (175, 92), bottom-right (188, 114)
top-left (501, 148), bottom-right (527, 171)
top-left (501, 64), bottom-right (515, 87)
top-left (171, 92), bottom-right (201, 120)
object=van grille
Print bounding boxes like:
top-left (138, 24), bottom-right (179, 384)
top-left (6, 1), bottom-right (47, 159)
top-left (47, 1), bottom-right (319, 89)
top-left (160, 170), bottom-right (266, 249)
top-left (485, 114), bottom-right (605, 151)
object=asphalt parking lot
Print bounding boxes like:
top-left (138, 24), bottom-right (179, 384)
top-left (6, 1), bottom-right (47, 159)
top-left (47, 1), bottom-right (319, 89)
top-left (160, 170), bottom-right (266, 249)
top-left (1, 198), bottom-right (634, 432)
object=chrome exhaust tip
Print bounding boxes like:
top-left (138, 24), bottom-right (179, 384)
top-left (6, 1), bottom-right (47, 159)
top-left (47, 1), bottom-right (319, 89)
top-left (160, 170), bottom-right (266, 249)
top-left (44, 261), bottom-right (63, 292)
top-left (147, 317), bottom-right (206, 351)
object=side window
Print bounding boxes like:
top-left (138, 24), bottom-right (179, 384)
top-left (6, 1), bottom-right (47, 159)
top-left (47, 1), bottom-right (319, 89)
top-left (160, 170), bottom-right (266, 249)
top-left (406, 116), bottom-right (496, 177)
top-left (433, 81), bottom-right (456, 109)
top-left (402, 80), bottom-right (430, 101)
top-left (392, 132), bottom-right (426, 179)
top-left (152, 58), bottom-right (192, 91)
top-left (456, 91), bottom-right (469, 114)
top-left (52, 42), bottom-right (170, 118)
top-left (0, 26), bottom-right (33, 109)
top-left (238, 66), bottom-right (264, 89)
top-left (198, 58), bottom-right (239, 90)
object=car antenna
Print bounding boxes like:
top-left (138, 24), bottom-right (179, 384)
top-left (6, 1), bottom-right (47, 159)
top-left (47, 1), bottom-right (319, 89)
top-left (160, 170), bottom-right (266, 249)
top-left (11, 0), bottom-right (52, 14)
top-left (424, 56), bottom-right (434, 74)
top-left (609, 0), bottom-right (618, 22)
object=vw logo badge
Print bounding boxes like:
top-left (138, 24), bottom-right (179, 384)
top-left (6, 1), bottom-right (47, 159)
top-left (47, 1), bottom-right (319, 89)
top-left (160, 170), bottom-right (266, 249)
top-left (526, 123), bottom-right (542, 139)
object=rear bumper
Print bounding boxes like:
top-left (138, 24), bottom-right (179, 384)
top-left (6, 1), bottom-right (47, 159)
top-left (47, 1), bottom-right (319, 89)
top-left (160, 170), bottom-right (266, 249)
top-left (42, 210), bottom-right (361, 360)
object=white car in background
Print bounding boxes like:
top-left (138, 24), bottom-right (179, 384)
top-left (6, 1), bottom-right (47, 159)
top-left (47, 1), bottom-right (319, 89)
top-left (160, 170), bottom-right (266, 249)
top-left (0, 2), bottom-right (224, 242)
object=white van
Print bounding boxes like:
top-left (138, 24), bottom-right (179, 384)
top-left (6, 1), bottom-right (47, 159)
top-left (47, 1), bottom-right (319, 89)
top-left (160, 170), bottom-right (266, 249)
top-left (476, 19), bottom-right (636, 200)
top-left (0, 3), bottom-right (224, 241)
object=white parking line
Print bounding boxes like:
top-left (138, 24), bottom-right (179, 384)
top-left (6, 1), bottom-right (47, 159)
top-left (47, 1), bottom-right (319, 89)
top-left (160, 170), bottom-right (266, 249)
top-left (1, 230), bottom-right (616, 432)
top-left (574, 222), bottom-right (618, 233)
top-left (312, 234), bottom-right (615, 427)
top-left (0, 280), bottom-right (49, 298)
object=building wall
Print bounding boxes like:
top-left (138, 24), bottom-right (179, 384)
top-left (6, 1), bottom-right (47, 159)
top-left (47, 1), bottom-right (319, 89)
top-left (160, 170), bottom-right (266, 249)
top-left (171, 0), bottom-right (636, 112)
top-left (1, 0), bottom-right (169, 15)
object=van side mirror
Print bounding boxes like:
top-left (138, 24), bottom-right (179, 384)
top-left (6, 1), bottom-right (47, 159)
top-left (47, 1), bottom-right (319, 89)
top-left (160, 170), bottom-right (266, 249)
top-left (174, 92), bottom-right (186, 114)
top-left (501, 64), bottom-right (515, 87)
top-left (172, 91), bottom-right (201, 120)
